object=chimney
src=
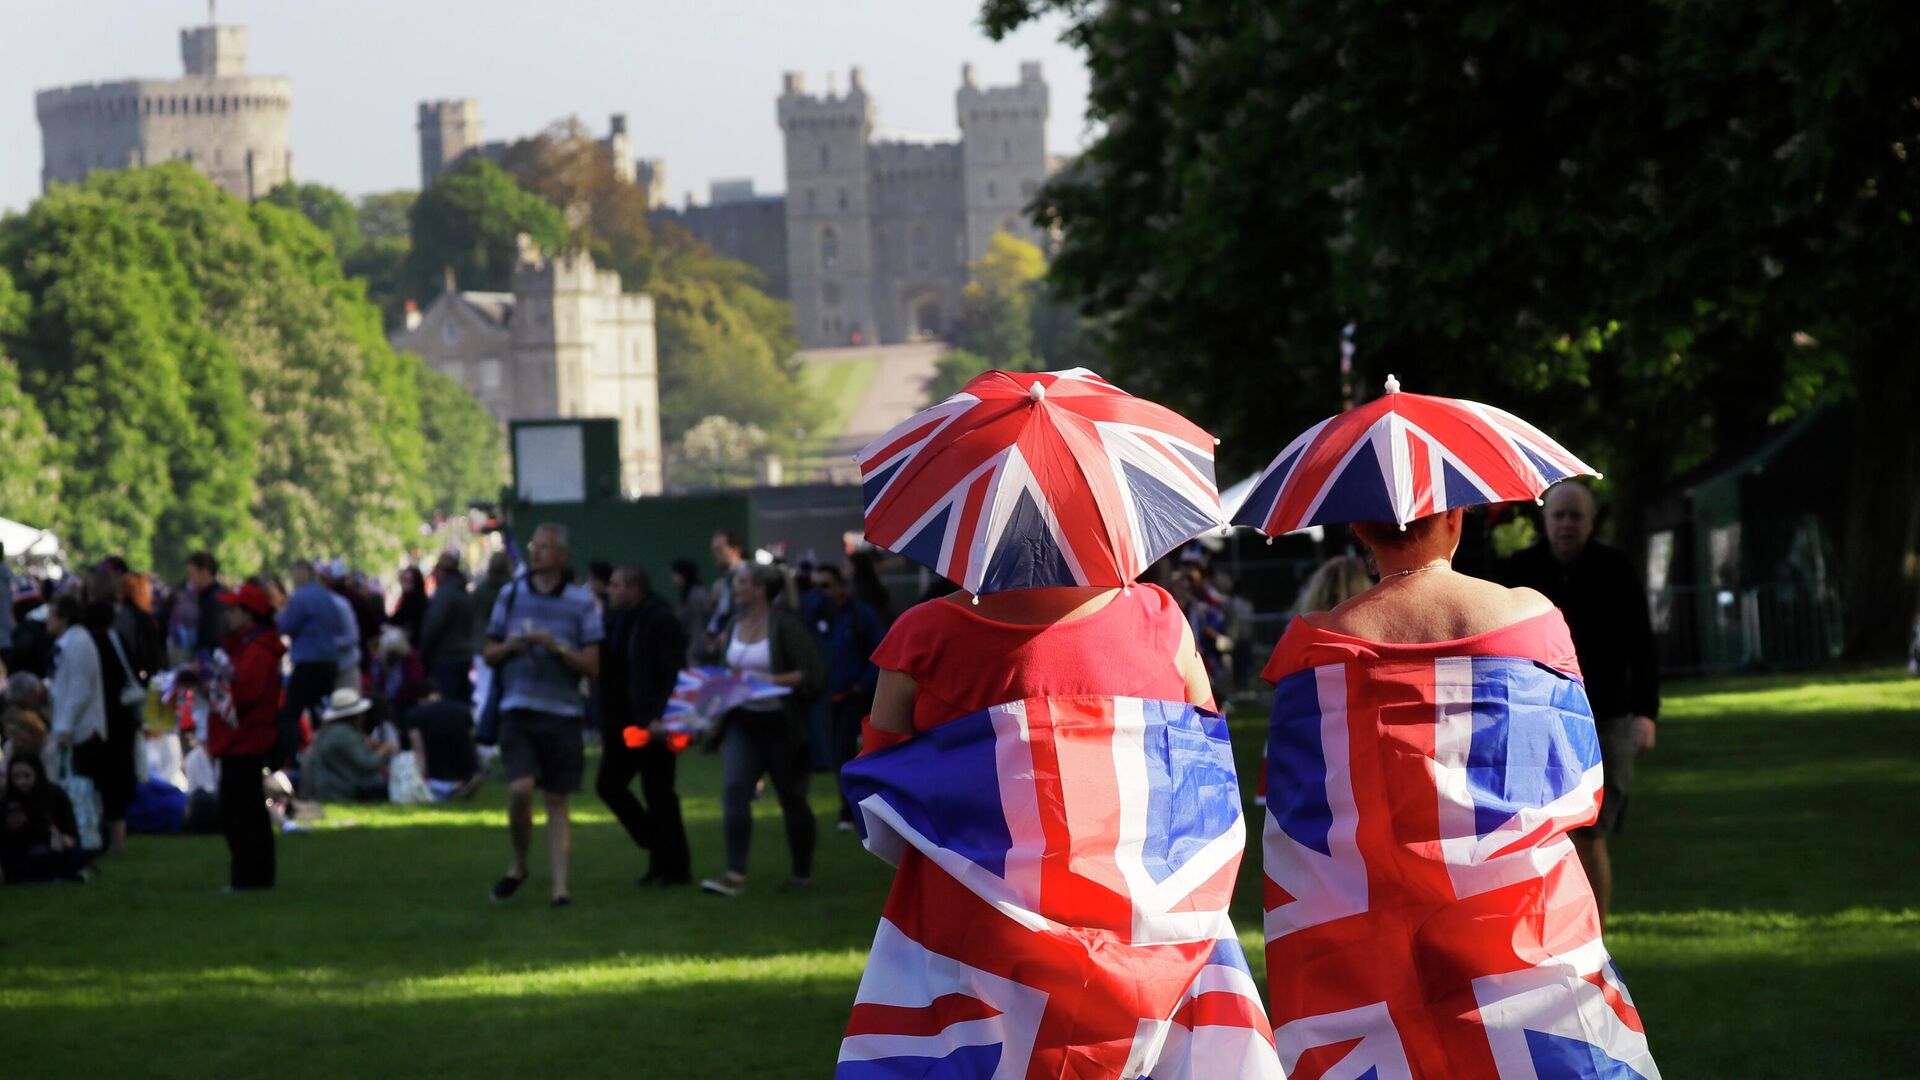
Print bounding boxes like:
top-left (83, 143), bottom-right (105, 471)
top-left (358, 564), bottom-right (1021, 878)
top-left (849, 66), bottom-right (865, 92)
top-left (404, 299), bottom-right (422, 331)
top-left (961, 62), bottom-right (976, 87)
top-left (782, 72), bottom-right (805, 95)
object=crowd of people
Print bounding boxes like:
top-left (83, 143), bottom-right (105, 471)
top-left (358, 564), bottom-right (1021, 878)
top-left (0, 486), bottom-right (1657, 924)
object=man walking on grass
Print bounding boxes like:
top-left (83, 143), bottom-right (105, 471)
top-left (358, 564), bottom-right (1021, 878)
top-left (1496, 481), bottom-right (1660, 926)
top-left (594, 567), bottom-right (691, 885)
top-left (481, 524), bottom-right (601, 907)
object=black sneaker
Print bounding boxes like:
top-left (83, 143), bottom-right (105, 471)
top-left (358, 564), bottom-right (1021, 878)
top-left (550, 895), bottom-right (572, 909)
top-left (490, 873), bottom-right (526, 902)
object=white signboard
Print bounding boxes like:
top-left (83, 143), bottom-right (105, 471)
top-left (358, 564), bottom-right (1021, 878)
top-left (515, 424), bottom-right (586, 504)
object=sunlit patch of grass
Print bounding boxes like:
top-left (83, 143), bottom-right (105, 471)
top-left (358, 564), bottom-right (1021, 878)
top-left (3, 669), bottom-right (1914, 1077)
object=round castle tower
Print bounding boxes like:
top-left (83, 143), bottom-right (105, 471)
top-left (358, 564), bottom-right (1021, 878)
top-left (36, 21), bottom-right (292, 200)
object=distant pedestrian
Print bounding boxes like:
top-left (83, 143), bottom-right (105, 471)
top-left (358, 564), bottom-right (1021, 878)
top-left (700, 562), bottom-right (823, 897)
top-left (470, 552), bottom-right (513, 657)
top-left (669, 558), bottom-right (712, 667)
top-left (811, 565), bottom-right (882, 831)
top-left (481, 524), bottom-right (601, 906)
top-left (319, 561), bottom-right (363, 691)
top-left (418, 552), bottom-right (473, 701)
top-left (700, 530), bottom-right (746, 662)
top-left (388, 565), bottom-right (429, 651)
top-left (595, 567), bottom-right (691, 886)
top-left (276, 561), bottom-right (343, 768)
top-left (46, 595), bottom-right (107, 835)
top-left (1495, 481), bottom-right (1660, 926)
top-left (212, 581), bottom-right (284, 892)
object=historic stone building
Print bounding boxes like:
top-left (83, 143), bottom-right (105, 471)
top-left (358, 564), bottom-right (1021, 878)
top-left (779, 62), bottom-right (1049, 348)
top-left (390, 237), bottom-right (664, 496)
top-left (35, 19), bottom-right (292, 200)
top-left (655, 179), bottom-right (792, 299)
top-left (416, 101), bottom-right (665, 207)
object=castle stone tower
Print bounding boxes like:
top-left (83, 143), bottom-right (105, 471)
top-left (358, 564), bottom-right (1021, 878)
top-left (511, 240), bottom-right (664, 495)
top-left (957, 61), bottom-right (1049, 265)
top-left (35, 18), bottom-right (292, 200)
top-left (779, 69), bottom-right (877, 347)
top-left (418, 99), bottom-right (483, 188)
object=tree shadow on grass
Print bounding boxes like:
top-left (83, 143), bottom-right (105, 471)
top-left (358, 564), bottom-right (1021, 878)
top-left (8, 966), bottom-right (861, 1080)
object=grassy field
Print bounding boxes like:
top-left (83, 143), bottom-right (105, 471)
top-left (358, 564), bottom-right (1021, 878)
top-left (796, 355), bottom-right (881, 465)
top-left (2, 669), bottom-right (1915, 1077)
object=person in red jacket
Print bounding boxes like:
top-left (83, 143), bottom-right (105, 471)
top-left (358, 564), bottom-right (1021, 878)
top-left (212, 581), bottom-right (285, 892)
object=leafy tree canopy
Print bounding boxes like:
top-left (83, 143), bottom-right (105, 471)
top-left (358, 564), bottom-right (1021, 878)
top-left (400, 157), bottom-right (567, 304)
top-left (984, 0), bottom-right (1920, 655)
top-left (0, 165), bottom-right (445, 574)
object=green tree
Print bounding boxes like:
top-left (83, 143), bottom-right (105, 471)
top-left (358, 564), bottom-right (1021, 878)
top-left (0, 270), bottom-right (58, 526)
top-left (984, 0), bottom-right (1920, 656)
top-left (414, 360), bottom-right (507, 514)
top-left (0, 165), bottom-right (432, 574)
top-left (928, 231), bottom-right (1052, 403)
top-left (0, 170), bottom-right (259, 571)
top-left (495, 123), bottom-right (812, 451)
top-left (400, 157), bottom-right (567, 305)
top-left (262, 182), bottom-right (361, 259)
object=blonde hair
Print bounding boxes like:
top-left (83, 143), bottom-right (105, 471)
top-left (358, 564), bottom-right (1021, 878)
top-left (1297, 554), bottom-right (1371, 614)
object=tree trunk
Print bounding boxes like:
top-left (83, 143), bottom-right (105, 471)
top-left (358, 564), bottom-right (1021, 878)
top-left (1842, 341), bottom-right (1920, 661)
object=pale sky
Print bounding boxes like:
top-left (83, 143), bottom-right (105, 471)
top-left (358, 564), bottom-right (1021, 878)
top-left (0, 0), bottom-right (1093, 215)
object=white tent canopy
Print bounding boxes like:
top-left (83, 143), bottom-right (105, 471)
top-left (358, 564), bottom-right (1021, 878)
top-left (0, 516), bottom-right (62, 559)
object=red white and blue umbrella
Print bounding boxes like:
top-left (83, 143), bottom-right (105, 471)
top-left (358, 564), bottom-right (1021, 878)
top-left (1232, 375), bottom-right (1599, 535)
top-left (857, 368), bottom-right (1223, 594)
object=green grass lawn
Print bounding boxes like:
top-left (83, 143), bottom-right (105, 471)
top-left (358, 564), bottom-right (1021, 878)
top-left (3, 670), bottom-right (1915, 1077)
top-left (796, 355), bottom-right (880, 464)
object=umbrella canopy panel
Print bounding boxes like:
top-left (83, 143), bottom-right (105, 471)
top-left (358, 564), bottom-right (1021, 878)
top-left (858, 368), bottom-right (1224, 593)
top-left (1232, 377), bottom-right (1599, 535)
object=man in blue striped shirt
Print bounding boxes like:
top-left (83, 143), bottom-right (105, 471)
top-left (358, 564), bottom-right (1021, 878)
top-left (481, 524), bottom-right (601, 907)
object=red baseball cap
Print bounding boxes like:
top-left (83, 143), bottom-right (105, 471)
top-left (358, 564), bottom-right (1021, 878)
top-left (217, 581), bottom-right (274, 617)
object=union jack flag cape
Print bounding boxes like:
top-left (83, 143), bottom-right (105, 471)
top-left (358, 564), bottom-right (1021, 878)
top-left (1263, 637), bottom-right (1660, 1079)
top-left (838, 696), bottom-right (1283, 1079)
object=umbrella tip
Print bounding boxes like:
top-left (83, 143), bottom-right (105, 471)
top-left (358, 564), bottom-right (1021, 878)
top-left (1384, 373), bottom-right (1402, 394)
top-left (1029, 381), bottom-right (1046, 403)
top-left (971, 594), bottom-right (981, 605)
top-left (1265, 536), bottom-right (1275, 546)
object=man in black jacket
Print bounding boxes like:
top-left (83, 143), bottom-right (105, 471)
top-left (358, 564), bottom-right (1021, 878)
top-left (595, 566), bottom-right (692, 885)
top-left (1496, 481), bottom-right (1659, 926)
top-left (418, 553), bottom-right (473, 701)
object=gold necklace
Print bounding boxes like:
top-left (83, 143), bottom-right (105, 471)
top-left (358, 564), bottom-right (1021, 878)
top-left (1380, 560), bottom-right (1450, 580)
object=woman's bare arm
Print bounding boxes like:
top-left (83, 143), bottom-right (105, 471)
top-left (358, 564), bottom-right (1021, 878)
top-left (870, 668), bottom-right (918, 734)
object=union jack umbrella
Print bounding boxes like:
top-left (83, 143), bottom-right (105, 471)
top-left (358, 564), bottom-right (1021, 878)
top-left (1232, 375), bottom-right (1599, 535)
top-left (857, 368), bottom-right (1224, 594)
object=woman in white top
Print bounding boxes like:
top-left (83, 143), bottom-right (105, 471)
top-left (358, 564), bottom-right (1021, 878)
top-left (701, 562), bottom-right (823, 897)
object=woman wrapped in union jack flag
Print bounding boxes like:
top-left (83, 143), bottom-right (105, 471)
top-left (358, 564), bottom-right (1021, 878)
top-left (835, 369), bottom-right (1285, 1079)
top-left (1239, 378), bottom-right (1661, 1079)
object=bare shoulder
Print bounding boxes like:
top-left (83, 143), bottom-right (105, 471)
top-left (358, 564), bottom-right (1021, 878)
top-left (1316, 575), bottom-right (1557, 643)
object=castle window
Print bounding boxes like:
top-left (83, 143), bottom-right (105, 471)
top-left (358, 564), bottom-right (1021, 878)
top-left (912, 227), bottom-right (930, 271)
top-left (823, 280), bottom-right (842, 308)
top-left (479, 359), bottom-right (503, 392)
top-left (1022, 180), bottom-right (1037, 198)
top-left (805, 189), bottom-right (816, 212)
top-left (837, 187), bottom-right (849, 211)
top-left (1003, 137), bottom-right (1012, 160)
top-left (822, 226), bottom-right (840, 270)
top-left (987, 181), bottom-right (998, 201)
top-left (820, 144), bottom-right (831, 169)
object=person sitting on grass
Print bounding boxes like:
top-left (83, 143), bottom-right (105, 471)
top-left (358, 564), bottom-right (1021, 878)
top-left (0, 754), bottom-right (92, 884)
top-left (401, 687), bottom-right (484, 801)
top-left (308, 688), bottom-right (392, 803)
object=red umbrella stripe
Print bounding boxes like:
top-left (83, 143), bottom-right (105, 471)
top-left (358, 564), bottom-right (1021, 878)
top-left (858, 369), bottom-right (1222, 593)
top-left (1233, 386), bottom-right (1598, 534)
